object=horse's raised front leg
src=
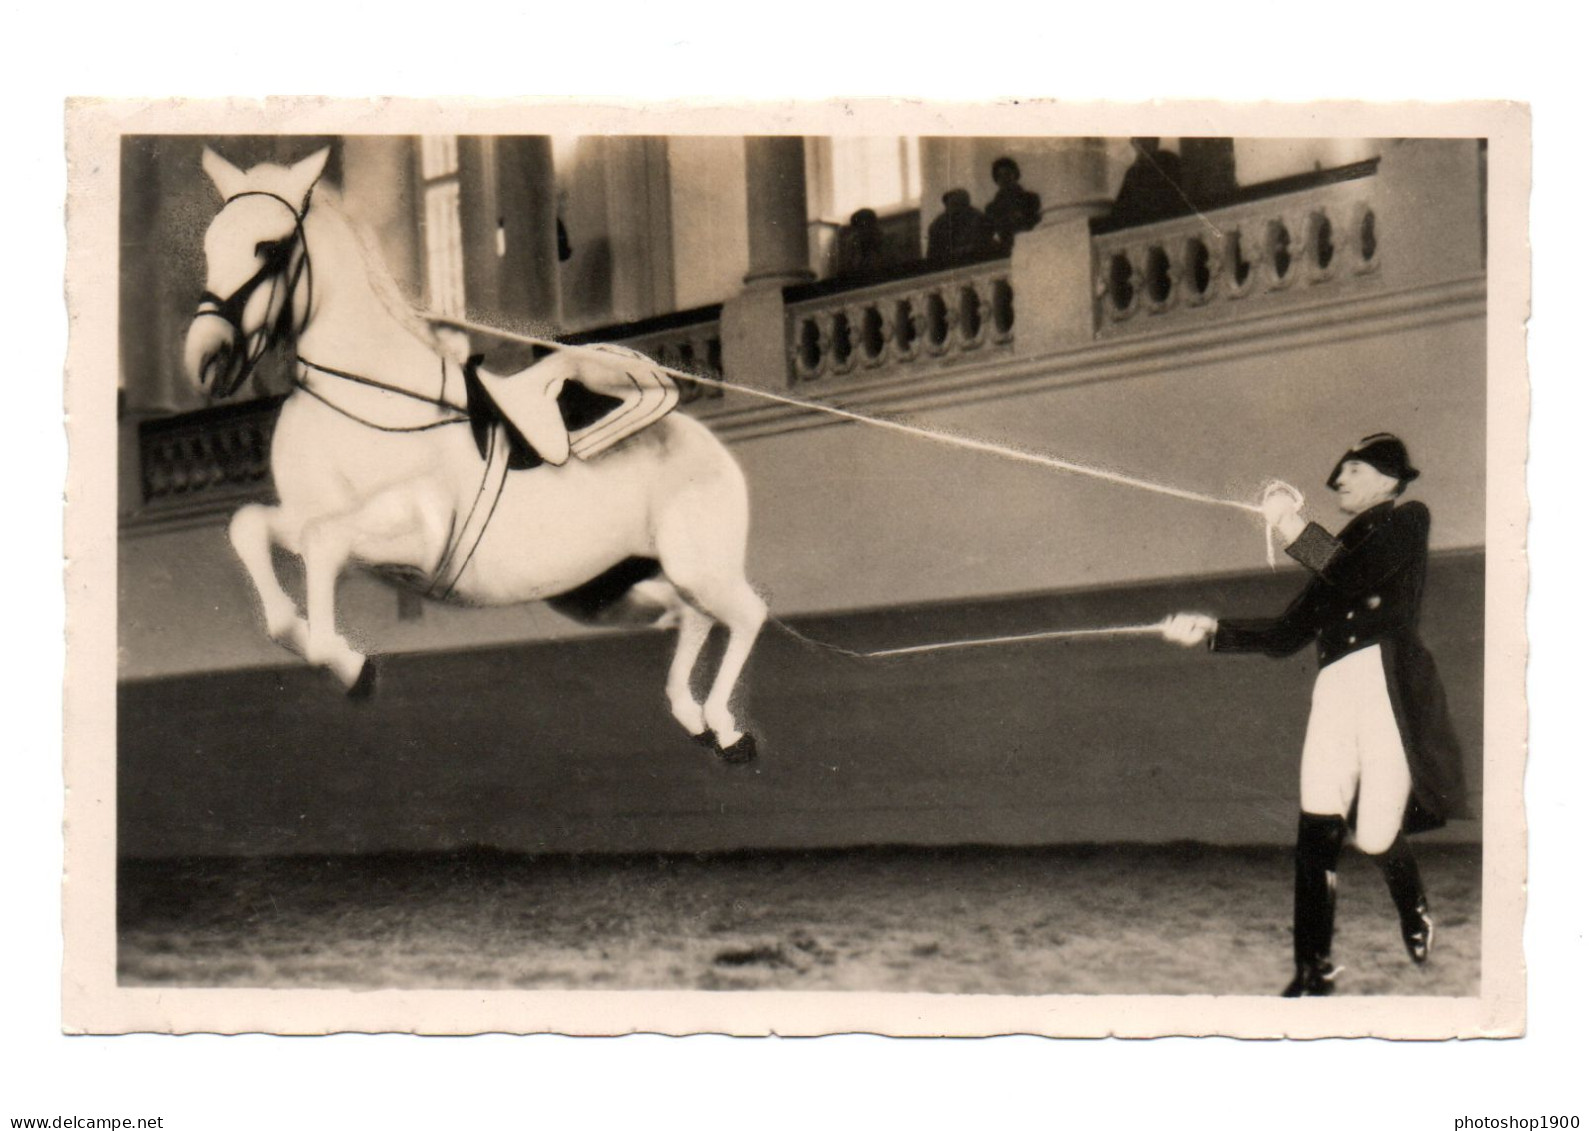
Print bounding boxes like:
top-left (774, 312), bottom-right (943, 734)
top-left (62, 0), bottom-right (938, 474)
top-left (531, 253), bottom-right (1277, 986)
top-left (300, 484), bottom-right (450, 697)
top-left (228, 503), bottom-right (309, 657)
top-left (300, 510), bottom-right (373, 694)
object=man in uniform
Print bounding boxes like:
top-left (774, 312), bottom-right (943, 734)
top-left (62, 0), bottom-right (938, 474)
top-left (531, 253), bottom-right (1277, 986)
top-left (1162, 434), bottom-right (1469, 996)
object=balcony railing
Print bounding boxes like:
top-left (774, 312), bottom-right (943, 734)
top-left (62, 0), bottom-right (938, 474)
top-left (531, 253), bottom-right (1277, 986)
top-left (785, 257), bottom-right (1015, 386)
top-left (136, 396), bottom-right (283, 514)
top-left (1091, 161), bottom-right (1381, 336)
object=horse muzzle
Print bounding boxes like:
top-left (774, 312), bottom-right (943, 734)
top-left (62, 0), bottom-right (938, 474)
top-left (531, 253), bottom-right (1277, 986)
top-left (184, 315), bottom-right (249, 400)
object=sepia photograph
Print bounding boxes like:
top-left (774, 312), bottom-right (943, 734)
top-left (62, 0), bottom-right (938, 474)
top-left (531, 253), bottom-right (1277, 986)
top-left (63, 100), bottom-right (1528, 1039)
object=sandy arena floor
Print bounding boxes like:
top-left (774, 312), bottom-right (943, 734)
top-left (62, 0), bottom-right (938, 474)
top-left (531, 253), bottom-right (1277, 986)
top-left (118, 843), bottom-right (1481, 996)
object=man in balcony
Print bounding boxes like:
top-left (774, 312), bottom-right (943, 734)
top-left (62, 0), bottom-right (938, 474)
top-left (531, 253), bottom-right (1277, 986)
top-left (927, 188), bottom-right (996, 264)
top-left (1110, 138), bottom-right (1190, 227)
top-left (835, 208), bottom-right (887, 279)
top-left (984, 157), bottom-right (1042, 254)
top-left (1160, 434), bottom-right (1468, 996)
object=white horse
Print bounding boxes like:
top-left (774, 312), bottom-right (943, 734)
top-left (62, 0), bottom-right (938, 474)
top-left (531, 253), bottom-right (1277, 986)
top-left (181, 147), bottom-right (766, 762)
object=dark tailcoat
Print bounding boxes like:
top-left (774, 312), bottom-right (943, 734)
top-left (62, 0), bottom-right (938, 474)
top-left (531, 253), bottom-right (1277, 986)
top-left (1212, 500), bottom-right (1470, 833)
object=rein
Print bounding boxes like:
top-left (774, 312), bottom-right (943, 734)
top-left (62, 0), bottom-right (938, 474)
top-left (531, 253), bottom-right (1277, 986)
top-left (294, 358), bottom-right (469, 433)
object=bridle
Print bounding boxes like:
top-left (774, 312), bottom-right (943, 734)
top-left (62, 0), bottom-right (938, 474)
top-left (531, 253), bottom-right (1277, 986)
top-left (192, 188), bottom-right (314, 397)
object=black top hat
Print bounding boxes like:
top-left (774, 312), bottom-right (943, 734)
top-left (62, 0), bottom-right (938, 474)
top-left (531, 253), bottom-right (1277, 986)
top-left (1326, 432), bottom-right (1421, 490)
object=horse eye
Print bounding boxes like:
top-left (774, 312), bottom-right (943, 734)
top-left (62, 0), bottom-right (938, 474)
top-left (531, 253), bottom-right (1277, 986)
top-left (255, 239), bottom-right (282, 258)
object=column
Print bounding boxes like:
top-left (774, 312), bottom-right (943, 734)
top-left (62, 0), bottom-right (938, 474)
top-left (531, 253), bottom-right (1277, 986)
top-left (1374, 139), bottom-right (1485, 290)
top-left (1007, 137), bottom-right (1115, 355)
top-left (458, 136), bottom-right (562, 331)
top-left (495, 136), bottom-right (560, 329)
top-left (742, 136), bottom-right (814, 286)
top-left (457, 136), bottom-right (502, 320)
top-left (722, 136), bottom-right (812, 388)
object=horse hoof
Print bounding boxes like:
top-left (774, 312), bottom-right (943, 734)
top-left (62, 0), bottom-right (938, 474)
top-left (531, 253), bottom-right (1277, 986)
top-left (716, 733), bottom-right (758, 765)
top-left (347, 657), bottom-right (380, 701)
top-left (689, 731), bottom-right (718, 750)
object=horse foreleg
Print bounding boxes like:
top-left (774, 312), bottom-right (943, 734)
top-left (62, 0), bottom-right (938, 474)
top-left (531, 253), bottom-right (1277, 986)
top-left (300, 512), bottom-right (371, 691)
top-left (665, 602), bottom-right (712, 738)
top-left (301, 486), bottom-right (450, 694)
top-left (228, 503), bottom-right (308, 656)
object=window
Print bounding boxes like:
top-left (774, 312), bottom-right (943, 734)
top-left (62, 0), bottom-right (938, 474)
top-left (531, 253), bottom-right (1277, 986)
top-left (806, 137), bottom-right (922, 222)
top-left (418, 136), bottom-right (466, 317)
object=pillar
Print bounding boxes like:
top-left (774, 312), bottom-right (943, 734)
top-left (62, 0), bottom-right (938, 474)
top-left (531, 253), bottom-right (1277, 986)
top-left (1006, 137), bottom-right (1115, 355)
top-left (1373, 139), bottom-right (1486, 290)
top-left (722, 136), bottom-right (812, 388)
top-left (742, 137), bottom-right (815, 286)
top-left (458, 136), bottom-right (561, 331)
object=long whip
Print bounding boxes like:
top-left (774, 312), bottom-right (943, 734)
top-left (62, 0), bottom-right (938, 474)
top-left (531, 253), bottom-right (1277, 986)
top-left (428, 313), bottom-right (1275, 518)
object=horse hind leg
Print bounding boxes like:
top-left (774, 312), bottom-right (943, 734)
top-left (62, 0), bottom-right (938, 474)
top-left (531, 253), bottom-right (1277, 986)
top-left (665, 599), bottom-right (712, 739)
top-left (654, 478), bottom-right (765, 760)
top-left (674, 574), bottom-right (766, 761)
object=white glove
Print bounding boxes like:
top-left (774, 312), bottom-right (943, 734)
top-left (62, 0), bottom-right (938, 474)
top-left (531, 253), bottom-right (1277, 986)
top-left (1260, 482), bottom-right (1303, 529)
top-left (1162, 612), bottom-right (1217, 647)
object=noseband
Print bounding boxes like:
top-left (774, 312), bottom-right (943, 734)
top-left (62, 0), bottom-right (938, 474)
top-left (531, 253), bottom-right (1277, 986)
top-left (193, 189), bottom-right (314, 392)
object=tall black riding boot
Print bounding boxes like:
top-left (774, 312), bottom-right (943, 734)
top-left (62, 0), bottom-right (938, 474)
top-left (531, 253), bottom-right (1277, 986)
top-left (1282, 811), bottom-right (1348, 997)
top-left (1374, 834), bottom-right (1433, 964)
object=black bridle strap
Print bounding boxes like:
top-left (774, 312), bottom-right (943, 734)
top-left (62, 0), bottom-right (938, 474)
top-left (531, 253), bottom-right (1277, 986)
top-left (193, 189), bottom-right (315, 371)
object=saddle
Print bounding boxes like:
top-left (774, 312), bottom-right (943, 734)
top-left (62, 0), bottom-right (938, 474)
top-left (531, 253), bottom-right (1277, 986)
top-left (431, 345), bottom-right (680, 601)
top-left (461, 345), bottom-right (680, 471)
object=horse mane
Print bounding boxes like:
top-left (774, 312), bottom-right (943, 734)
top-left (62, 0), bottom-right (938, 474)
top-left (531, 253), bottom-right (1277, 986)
top-left (310, 186), bottom-right (455, 360)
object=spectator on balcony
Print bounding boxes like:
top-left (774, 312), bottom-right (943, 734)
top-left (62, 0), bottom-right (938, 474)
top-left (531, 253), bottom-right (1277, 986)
top-left (1110, 138), bottom-right (1191, 227)
top-left (927, 188), bottom-right (996, 264)
top-left (984, 157), bottom-right (1042, 254)
top-left (834, 208), bottom-right (887, 279)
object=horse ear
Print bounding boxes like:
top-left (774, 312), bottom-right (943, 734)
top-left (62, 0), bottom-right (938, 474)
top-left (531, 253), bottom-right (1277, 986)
top-left (200, 146), bottom-right (248, 200)
top-left (286, 147), bottom-right (332, 202)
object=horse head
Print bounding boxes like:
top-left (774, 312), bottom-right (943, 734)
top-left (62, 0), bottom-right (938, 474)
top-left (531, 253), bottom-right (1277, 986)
top-left (184, 146), bottom-right (329, 400)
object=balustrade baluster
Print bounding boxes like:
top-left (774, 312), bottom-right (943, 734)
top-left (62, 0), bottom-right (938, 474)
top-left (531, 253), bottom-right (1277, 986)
top-left (990, 275), bottom-right (1015, 342)
top-left (1226, 222), bottom-right (1262, 298)
top-left (827, 310), bottom-right (855, 377)
top-left (887, 296), bottom-right (921, 365)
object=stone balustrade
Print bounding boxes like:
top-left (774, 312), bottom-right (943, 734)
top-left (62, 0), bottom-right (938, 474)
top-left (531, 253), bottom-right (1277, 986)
top-left (137, 397), bottom-right (282, 510)
top-left (1091, 162), bottom-right (1381, 336)
top-left (785, 259), bottom-right (1016, 385)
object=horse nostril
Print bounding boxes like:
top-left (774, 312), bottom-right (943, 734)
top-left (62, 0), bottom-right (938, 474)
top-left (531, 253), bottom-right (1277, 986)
top-left (203, 342), bottom-right (235, 390)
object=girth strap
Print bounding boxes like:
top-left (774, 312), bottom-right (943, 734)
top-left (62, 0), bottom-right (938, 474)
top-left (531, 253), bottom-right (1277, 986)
top-left (427, 421), bottom-right (512, 600)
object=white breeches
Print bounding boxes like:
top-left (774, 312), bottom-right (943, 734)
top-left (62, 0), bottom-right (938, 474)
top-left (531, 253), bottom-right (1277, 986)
top-left (1299, 645), bottom-right (1412, 855)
